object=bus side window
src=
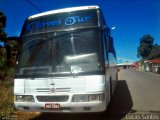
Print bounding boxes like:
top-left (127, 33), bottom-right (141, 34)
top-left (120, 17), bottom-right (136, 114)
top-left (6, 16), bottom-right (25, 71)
top-left (103, 29), bottom-right (109, 64)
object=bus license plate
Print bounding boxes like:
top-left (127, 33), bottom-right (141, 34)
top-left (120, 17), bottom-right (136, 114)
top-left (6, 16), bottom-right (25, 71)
top-left (45, 104), bottom-right (60, 110)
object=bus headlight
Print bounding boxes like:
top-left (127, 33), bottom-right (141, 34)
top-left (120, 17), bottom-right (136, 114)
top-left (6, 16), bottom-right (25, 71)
top-left (15, 95), bottom-right (35, 102)
top-left (72, 94), bottom-right (88, 102)
top-left (79, 94), bottom-right (89, 102)
top-left (72, 93), bottom-right (104, 102)
top-left (89, 94), bottom-right (99, 101)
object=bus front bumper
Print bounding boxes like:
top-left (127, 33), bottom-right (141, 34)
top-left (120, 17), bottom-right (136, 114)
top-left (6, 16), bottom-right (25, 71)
top-left (14, 101), bottom-right (106, 113)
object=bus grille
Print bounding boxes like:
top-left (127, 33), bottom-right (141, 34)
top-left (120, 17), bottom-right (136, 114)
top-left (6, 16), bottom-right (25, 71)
top-left (36, 88), bottom-right (71, 93)
top-left (36, 95), bottom-right (69, 102)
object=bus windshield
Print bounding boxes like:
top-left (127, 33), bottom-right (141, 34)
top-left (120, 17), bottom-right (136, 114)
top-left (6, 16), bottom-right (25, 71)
top-left (17, 9), bottom-right (103, 76)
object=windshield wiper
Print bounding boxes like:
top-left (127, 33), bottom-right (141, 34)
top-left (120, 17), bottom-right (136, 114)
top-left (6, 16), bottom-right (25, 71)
top-left (64, 63), bottom-right (77, 78)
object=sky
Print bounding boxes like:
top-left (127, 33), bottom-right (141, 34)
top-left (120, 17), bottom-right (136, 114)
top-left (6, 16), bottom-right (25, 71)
top-left (0, 0), bottom-right (160, 63)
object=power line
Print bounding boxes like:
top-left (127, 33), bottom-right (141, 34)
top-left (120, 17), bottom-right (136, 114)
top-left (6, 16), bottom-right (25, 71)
top-left (25, 0), bottom-right (42, 12)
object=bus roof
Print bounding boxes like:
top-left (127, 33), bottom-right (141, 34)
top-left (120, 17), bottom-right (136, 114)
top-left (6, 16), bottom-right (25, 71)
top-left (29, 6), bottom-right (99, 19)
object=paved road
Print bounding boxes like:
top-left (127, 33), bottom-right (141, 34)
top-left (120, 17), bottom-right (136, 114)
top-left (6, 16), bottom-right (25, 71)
top-left (119, 69), bottom-right (160, 113)
top-left (30, 69), bottom-right (160, 120)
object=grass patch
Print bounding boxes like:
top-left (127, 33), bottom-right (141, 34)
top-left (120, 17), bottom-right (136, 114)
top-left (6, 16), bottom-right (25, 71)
top-left (0, 71), bottom-right (41, 120)
top-left (0, 78), bottom-right (15, 119)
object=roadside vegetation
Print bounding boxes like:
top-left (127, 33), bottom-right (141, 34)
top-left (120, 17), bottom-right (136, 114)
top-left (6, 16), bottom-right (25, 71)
top-left (137, 34), bottom-right (160, 60)
top-left (0, 74), bottom-right (15, 118)
top-left (137, 34), bottom-right (160, 73)
top-left (0, 10), bottom-right (15, 118)
top-left (0, 10), bottom-right (41, 120)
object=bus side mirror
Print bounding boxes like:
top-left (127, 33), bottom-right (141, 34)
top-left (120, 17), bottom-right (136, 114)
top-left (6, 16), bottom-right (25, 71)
top-left (107, 37), bottom-right (113, 52)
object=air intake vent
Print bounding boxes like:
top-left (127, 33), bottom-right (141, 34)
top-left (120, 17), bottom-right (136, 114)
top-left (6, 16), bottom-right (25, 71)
top-left (36, 95), bottom-right (69, 102)
top-left (36, 88), bottom-right (50, 92)
top-left (56, 88), bottom-right (71, 92)
top-left (36, 88), bottom-right (71, 93)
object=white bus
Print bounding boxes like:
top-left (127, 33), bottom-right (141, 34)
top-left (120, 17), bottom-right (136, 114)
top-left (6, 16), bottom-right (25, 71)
top-left (14, 6), bottom-right (118, 113)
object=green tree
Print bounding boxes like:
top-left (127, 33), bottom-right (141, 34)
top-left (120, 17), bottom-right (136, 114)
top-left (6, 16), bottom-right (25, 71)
top-left (147, 44), bottom-right (160, 59)
top-left (137, 34), bottom-right (154, 60)
top-left (0, 11), bottom-right (7, 65)
top-left (0, 11), bottom-right (7, 78)
top-left (0, 11), bottom-right (7, 41)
